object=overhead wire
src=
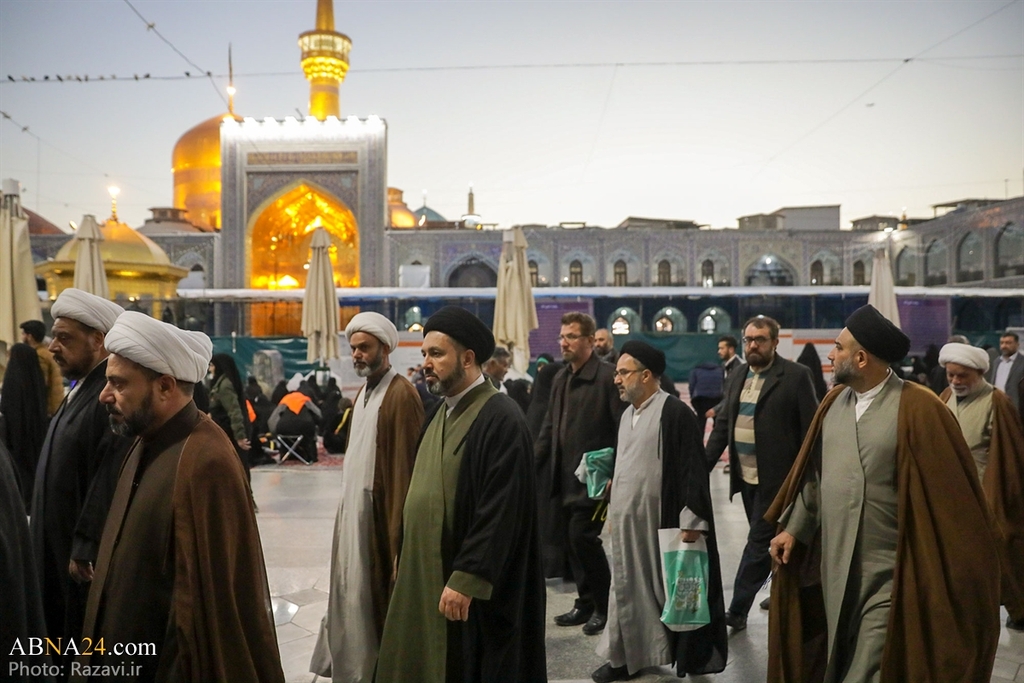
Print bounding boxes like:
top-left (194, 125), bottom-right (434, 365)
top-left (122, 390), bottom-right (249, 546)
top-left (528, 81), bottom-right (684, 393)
top-left (119, 0), bottom-right (227, 106)
top-left (753, 0), bottom-right (1022, 175)
top-left (2, 54), bottom-right (1021, 85)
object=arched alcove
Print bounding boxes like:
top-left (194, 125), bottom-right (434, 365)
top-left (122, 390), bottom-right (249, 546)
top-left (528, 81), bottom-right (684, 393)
top-left (247, 181), bottom-right (359, 289)
top-left (957, 232), bottom-right (983, 282)
top-left (745, 254), bottom-right (796, 286)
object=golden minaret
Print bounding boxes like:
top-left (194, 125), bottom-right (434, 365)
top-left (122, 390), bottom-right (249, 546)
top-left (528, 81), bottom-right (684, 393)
top-left (299, 0), bottom-right (351, 120)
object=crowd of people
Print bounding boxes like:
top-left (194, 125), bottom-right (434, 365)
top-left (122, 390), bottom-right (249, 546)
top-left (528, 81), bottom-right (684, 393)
top-left (1, 290), bottom-right (1022, 683)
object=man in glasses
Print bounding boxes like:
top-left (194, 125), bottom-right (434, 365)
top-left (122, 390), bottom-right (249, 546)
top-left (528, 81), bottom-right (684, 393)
top-left (536, 312), bottom-right (626, 636)
top-left (705, 315), bottom-right (818, 631)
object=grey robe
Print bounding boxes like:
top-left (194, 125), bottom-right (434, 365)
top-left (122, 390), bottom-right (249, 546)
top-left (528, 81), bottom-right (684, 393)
top-left (598, 391), bottom-right (707, 673)
top-left (944, 382), bottom-right (994, 481)
top-left (782, 373), bottom-right (902, 683)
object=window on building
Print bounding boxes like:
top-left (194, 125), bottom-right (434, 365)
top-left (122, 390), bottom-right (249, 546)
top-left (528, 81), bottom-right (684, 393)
top-left (895, 247), bottom-right (917, 286)
top-left (810, 260), bottom-right (823, 285)
top-left (528, 260), bottom-right (538, 287)
top-left (996, 223), bottom-right (1024, 278)
top-left (611, 316), bottom-right (631, 335)
top-left (924, 240), bottom-right (948, 286)
top-left (957, 233), bottom-right (983, 282)
top-left (657, 260), bottom-right (671, 286)
top-left (613, 260), bottom-right (628, 287)
top-left (853, 260), bottom-right (866, 286)
top-left (701, 259), bottom-right (715, 287)
top-left (654, 316), bottom-right (673, 332)
top-left (569, 260), bottom-right (583, 287)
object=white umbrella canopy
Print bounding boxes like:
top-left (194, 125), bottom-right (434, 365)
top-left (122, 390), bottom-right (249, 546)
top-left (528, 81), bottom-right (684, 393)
top-left (868, 248), bottom-right (902, 328)
top-left (302, 227), bottom-right (341, 365)
top-left (73, 214), bottom-right (110, 298)
top-left (493, 227), bottom-right (539, 372)
top-left (0, 187), bottom-right (42, 350)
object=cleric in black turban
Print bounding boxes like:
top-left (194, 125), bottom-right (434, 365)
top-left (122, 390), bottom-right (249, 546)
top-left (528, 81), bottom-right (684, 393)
top-left (844, 304), bottom-right (911, 364)
top-left (423, 305), bottom-right (496, 364)
top-left (619, 340), bottom-right (667, 376)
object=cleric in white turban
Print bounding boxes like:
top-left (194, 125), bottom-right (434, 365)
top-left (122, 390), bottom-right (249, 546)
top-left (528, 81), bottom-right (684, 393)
top-left (80, 311), bottom-right (287, 681)
top-left (938, 342), bottom-right (990, 374)
top-left (345, 311), bottom-right (400, 352)
top-left (104, 311), bottom-right (212, 383)
top-left (51, 287), bottom-right (124, 334)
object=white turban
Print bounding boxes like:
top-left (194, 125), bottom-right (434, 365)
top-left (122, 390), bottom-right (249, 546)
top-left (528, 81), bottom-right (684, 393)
top-left (939, 343), bottom-right (989, 373)
top-left (51, 288), bottom-right (124, 333)
top-left (105, 311), bottom-right (213, 383)
top-left (345, 312), bottom-right (399, 351)
top-left (286, 372), bottom-right (304, 392)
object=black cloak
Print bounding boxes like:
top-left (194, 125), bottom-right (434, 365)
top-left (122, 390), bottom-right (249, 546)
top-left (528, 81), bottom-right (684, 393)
top-left (659, 395), bottom-right (728, 676)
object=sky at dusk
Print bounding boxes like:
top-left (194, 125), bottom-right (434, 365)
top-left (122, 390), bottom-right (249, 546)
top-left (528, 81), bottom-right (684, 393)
top-left (0, 0), bottom-right (1021, 233)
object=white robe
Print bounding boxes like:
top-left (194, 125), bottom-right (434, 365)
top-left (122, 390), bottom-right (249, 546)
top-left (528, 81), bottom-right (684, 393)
top-left (312, 369), bottom-right (396, 683)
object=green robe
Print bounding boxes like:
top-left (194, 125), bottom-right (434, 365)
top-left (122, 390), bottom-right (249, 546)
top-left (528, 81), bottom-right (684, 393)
top-left (375, 382), bottom-right (496, 683)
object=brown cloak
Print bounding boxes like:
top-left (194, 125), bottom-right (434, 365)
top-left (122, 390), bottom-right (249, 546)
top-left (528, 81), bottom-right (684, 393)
top-left (76, 403), bottom-right (284, 682)
top-left (939, 385), bottom-right (1024, 620)
top-left (367, 375), bottom-right (425, 636)
top-left (765, 381), bottom-right (1002, 683)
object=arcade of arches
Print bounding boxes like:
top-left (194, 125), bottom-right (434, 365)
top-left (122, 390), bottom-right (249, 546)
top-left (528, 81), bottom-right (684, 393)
top-left (248, 183), bottom-right (359, 335)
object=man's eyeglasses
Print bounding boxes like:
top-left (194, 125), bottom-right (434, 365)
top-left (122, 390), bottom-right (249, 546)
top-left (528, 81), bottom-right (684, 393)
top-left (614, 368), bottom-right (643, 378)
top-left (742, 335), bottom-right (772, 347)
top-left (557, 334), bottom-right (583, 343)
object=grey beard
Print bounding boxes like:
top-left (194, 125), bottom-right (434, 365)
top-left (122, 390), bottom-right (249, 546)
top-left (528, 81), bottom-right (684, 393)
top-left (354, 355), bottom-right (384, 378)
top-left (426, 363), bottom-right (466, 397)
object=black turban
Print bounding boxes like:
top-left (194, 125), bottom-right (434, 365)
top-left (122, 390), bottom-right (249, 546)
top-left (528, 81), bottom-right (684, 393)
top-left (620, 340), bottom-right (666, 377)
top-left (845, 304), bottom-right (910, 364)
top-left (423, 306), bottom-right (495, 365)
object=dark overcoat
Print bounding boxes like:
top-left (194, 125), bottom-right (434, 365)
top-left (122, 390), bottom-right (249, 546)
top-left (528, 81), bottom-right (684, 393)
top-left (29, 358), bottom-right (130, 644)
top-left (704, 355), bottom-right (818, 500)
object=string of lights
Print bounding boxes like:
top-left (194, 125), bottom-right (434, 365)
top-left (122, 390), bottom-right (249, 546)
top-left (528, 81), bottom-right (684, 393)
top-left (2, 54), bottom-right (1019, 86)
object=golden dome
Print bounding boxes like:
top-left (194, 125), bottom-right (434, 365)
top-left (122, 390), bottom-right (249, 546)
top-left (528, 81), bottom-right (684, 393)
top-left (54, 216), bottom-right (175, 266)
top-left (388, 187), bottom-right (417, 229)
top-left (37, 212), bottom-right (188, 316)
top-left (172, 112), bottom-right (242, 231)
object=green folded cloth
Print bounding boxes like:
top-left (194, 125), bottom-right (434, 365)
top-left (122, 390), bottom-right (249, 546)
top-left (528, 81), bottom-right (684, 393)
top-left (582, 447), bottom-right (615, 499)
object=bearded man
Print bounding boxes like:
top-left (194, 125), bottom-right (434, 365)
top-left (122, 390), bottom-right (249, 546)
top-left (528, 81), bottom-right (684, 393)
top-left (376, 306), bottom-right (546, 683)
top-left (938, 342), bottom-right (1024, 632)
top-left (74, 312), bottom-right (283, 682)
top-left (29, 289), bottom-right (131, 676)
top-left (310, 313), bottom-right (424, 682)
top-left (767, 305), bottom-right (1001, 683)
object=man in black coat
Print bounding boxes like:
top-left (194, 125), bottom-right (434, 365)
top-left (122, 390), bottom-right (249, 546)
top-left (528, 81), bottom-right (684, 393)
top-left (535, 312), bottom-right (626, 635)
top-left (29, 289), bottom-right (132, 676)
top-left (705, 315), bottom-right (818, 630)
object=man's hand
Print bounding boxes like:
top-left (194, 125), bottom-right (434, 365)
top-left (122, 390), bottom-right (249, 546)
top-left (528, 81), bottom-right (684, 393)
top-left (770, 531), bottom-right (797, 566)
top-left (69, 559), bottom-right (94, 584)
top-left (705, 408), bottom-right (716, 419)
top-left (439, 587), bottom-right (472, 621)
top-left (680, 529), bottom-right (701, 543)
top-left (237, 438), bottom-right (251, 450)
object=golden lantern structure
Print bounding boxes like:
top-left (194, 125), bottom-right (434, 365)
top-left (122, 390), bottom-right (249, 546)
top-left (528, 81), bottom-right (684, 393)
top-left (299, 0), bottom-right (351, 120)
top-left (36, 191), bottom-right (187, 320)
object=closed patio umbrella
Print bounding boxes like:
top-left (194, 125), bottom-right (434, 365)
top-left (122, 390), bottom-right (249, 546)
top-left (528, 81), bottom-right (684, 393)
top-left (73, 214), bottom-right (109, 298)
top-left (0, 180), bottom-right (42, 351)
top-left (868, 248), bottom-right (901, 328)
top-left (493, 226), bottom-right (539, 372)
top-left (302, 227), bottom-right (341, 365)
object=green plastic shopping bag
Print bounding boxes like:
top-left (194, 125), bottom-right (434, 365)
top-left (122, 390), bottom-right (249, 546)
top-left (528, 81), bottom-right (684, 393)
top-left (658, 528), bottom-right (711, 632)
top-left (582, 447), bottom-right (615, 499)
